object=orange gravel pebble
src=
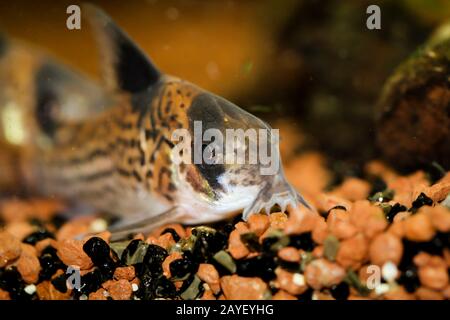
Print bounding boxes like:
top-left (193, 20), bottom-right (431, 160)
top-left (332, 177), bottom-right (371, 202)
top-left (89, 288), bottom-right (108, 300)
top-left (336, 233), bottom-right (368, 270)
top-left (113, 266), bottom-right (135, 281)
top-left (108, 279), bottom-right (133, 300)
top-left (197, 263), bottom-right (220, 294)
top-left (417, 256), bottom-right (449, 290)
top-left (56, 239), bottom-right (93, 270)
top-left (4, 222), bottom-right (35, 241)
top-left (284, 206), bottom-right (319, 235)
top-left (0, 288), bottom-right (10, 300)
top-left (0, 231), bottom-right (22, 267)
top-left (278, 246), bottom-right (300, 262)
top-left (227, 229), bottom-right (250, 260)
top-left (36, 281), bottom-right (71, 300)
top-left (201, 289), bottom-right (216, 300)
top-left (349, 201), bottom-right (388, 239)
top-left (311, 217), bottom-right (328, 244)
top-left (424, 181), bottom-right (450, 203)
top-left (16, 243), bottom-right (41, 284)
top-left (404, 213), bottom-right (435, 242)
top-left (56, 218), bottom-right (93, 241)
top-left (220, 275), bottom-right (269, 300)
top-left (304, 258), bottom-right (346, 290)
top-left (268, 212), bottom-right (288, 229)
top-left (272, 290), bottom-right (297, 300)
top-left (247, 214), bottom-right (270, 236)
top-left (369, 233), bottom-right (403, 266)
top-left (327, 208), bottom-right (358, 240)
top-left (274, 268), bottom-right (307, 295)
top-left (422, 205), bottom-right (450, 232)
top-left (415, 287), bottom-right (444, 300)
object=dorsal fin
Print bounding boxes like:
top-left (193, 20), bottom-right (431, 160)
top-left (84, 4), bottom-right (161, 93)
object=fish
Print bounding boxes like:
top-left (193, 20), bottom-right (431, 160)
top-left (0, 5), bottom-right (309, 238)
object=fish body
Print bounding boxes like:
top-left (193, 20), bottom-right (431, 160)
top-left (0, 6), bottom-right (308, 235)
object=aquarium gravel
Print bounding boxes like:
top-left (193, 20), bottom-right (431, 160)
top-left (0, 158), bottom-right (449, 300)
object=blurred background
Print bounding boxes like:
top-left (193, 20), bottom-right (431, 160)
top-left (0, 0), bottom-right (449, 176)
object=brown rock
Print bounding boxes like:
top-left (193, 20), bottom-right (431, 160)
top-left (274, 268), bottom-right (307, 295)
top-left (220, 275), bottom-right (269, 300)
top-left (16, 243), bottom-right (41, 284)
top-left (327, 208), bottom-right (358, 240)
top-left (0, 231), bottom-right (22, 267)
top-left (114, 266), bottom-right (135, 281)
top-left (369, 233), bottom-right (403, 266)
top-left (197, 263), bottom-right (220, 294)
top-left (336, 233), bottom-right (368, 270)
top-left (404, 213), bottom-right (435, 242)
top-left (304, 259), bottom-right (346, 290)
top-left (278, 247), bottom-right (300, 263)
top-left (108, 279), bottom-right (133, 300)
top-left (247, 214), bottom-right (270, 236)
top-left (56, 239), bottom-right (93, 270)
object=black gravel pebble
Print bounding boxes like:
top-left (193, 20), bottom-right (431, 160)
top-left (23, 229), bottom-right (55, 245)
top-left (410, 192), bottom-right (433, 212)
top-left (83, 237), bottom-right (111, 265)
top-left (51, 274), bottom-right (68, 293)
top-left (330, 282), bottom-right (350, 300)
top-left (236, 254), bottom-right (277, 281)
top-left (289, 232), bottom-right (316, 252)
top-left (142, 244), bottom-right (168, 276)
top-left (169, 257), bottom-right (198, 279)
top-left (38, 246), bottom-right (66, 281)
top-left (137, 273), bottom-right (177, 300)
top-left (161, 228), bottom-right (181, 242)
top-left (0, 267), bottom-right (32, 300)
top-left (398, 266), bottom-right (421, 293)
top-left (297, 287), bottom-right (313, 300)
top-left (240, 232), bottom-right (262, 252)
top-left (385, 203), bottom-right (407, 223)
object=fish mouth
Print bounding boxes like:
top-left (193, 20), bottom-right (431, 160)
top-left (242, 173), bottom-right (310, 220)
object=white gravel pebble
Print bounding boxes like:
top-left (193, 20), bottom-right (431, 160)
top-left (382, 261), bottom-right (398, 283)
top-left (24, 284), bottom-right (36, 295)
